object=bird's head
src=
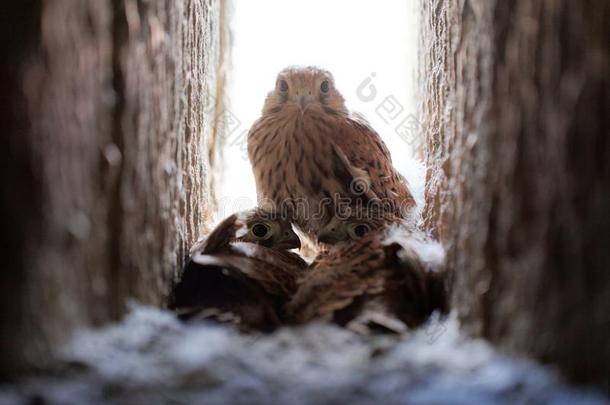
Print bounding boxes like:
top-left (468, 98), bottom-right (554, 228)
top-left (317, 210), bottom-right (395, 245)
top-left (235, 209), bottom-right (301, 250)
top-left (263, 66), bottom-right (347, 115)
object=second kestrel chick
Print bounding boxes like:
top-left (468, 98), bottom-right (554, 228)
top-left (317, 207), bottom-right (404, 245)
top-left (286, 224), bottom-right (447, 332)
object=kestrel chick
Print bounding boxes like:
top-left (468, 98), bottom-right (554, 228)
top-left (248, 66), bottom-right (416, 236)
top-left (286, 225), bottom-right (447, 332)
top-left (317, 207), bottom-right (402, 245)
top-left (234, 209), bottom-right (301, 250)
top-left (191, 208), bottom-right (301, 255)
top-left (173, 210), bottom-right (306, 331)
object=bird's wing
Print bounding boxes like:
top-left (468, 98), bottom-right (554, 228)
top-left (330, 143), bottom-right (379, 201)
top-left (180, 254), bottom-right (256, 299)
top-left (247, 114), bottom-right (278, 168)
top-left (230, 242), bottom-right (308, 272)
top-left (286, 266), bottom-right (372, 323)
top-left (287, 235), bottom-right (389, 323)
top-left (190, 214), bottom-right (240, 255)
top-left (288, 229), bottom-right (448, 328)
top-left (330, 112), bottom-right (416, 211)
top-left (192, 248), bottom-right (301, 298)
top-left (172, 255), bottom-right (282, 328)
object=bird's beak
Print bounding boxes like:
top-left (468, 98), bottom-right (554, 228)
top-left (295, 89), bottom-right (315, 111)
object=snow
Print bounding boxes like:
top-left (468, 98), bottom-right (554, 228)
top-left (1, 304), bottom-right (606, 404)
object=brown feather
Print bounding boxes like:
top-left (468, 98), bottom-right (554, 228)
top-left (248, 66), bottom-right (416, 240)
top-left (286, 227), bottom-right (447, 331)
top-left (172, 211), bottom-right (306, 331)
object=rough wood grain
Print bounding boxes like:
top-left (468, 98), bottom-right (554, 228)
top-left (0, 0), bottom-right (229, 374)
top-left (419, 0), bottom-right (610, 389)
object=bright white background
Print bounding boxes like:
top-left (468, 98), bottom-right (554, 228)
top-left (217, 0), bottom-right (421, 219)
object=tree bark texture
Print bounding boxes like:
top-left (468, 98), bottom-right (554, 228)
top-left (0, 0), bottom-right (229, 374)
top-left (419, 0), bottom-right (609, 389)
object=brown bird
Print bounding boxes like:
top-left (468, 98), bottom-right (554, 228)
top-left (285, 224), bottom-right (447, 334)
top-left (316, 206), bottom-right (399, 245)
top-left (172, 209), bottom-right (307, 331)
top-left (189, 208), bottom-right (302, 254)
top-left (247, 66), bottom-right (416, 240)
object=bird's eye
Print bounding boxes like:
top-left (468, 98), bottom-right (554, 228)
top-left (348, 223), bottom-right (371, 239)
top-left (320, 80), bottom-right (329, 93)
top-left (279, 79), bottom-right (289, 93)
top-left (251, 223), bottom-right (271, 239)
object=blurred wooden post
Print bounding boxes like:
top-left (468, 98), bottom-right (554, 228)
top-left (0, 0), bottom-right (229, 375)
top-left (419, 0), bottom-right (610, 389)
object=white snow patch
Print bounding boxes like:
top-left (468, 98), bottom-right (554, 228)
top-left (1, 304), bottom-right (607, 405)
